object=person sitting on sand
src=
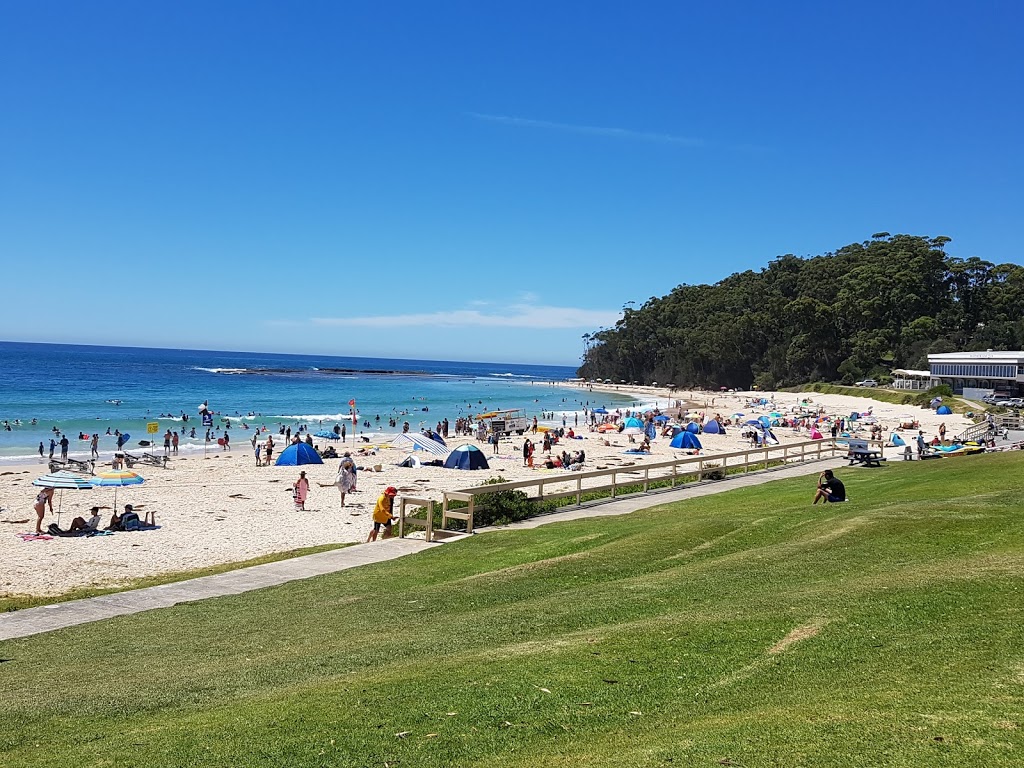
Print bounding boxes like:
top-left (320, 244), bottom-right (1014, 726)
top-left (367, 486), bottom-right (398, 542)
top-left (69, 506), bottom-right (103, 532)
top-left (813, 470), bottom-right (846, 504)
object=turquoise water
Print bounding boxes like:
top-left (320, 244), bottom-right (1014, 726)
top-left (0, 342), bottom-right (637, 462)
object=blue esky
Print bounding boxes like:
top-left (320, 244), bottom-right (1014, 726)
top-left (2, 1), bottom-right (1021, 366)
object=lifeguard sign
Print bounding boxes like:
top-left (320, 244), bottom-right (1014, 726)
top-left (147, 422), bottom-right (160, 435)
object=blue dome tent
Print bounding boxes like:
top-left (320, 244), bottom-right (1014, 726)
top-left (670, 432), bottom-right (702, 450)
top-left (702, 419), bottom-right (721, 435)
top-left (275, 442), bottom-right (324, 466)
top-left (936, 405), bottom-right (953, 415)
top-left (443, 444), bottom-right (490, 470)
top-left (685, 421), bottom-right (700, 434)
top-left (891, 433), bottom-right (906, 446)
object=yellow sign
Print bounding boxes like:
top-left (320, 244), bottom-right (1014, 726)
top-left (147, 422), bottom-right (160, 434)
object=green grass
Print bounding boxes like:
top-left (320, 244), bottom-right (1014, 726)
top-left (0, 542), bottom-right (352, 614)
top-left (1, 455), bottom-right (1023, 766)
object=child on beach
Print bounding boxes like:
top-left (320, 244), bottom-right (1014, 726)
top-left (368, 486), bottom-right (398, 542)
top-left (292, 471), bottom-right (309, 511)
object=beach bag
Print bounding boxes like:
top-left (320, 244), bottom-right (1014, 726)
top-left (121, 511), bottom-right (141, 531)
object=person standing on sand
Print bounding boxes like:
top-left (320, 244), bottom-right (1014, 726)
top-left (164, 429), bottom-right (172, 456)
top-left (90, 433), bottom-right (99, 459)
top-left (223, 430), bottom-right (231, 451)
top-left (33, 486), bottom-right (55, 534)
top-left (172, 431), bottom-right (179, 454)
top-left (334, 453), bottom-right (356, 508)
top-left (367, 486), bottom-right (398, 541)
top-left (938, 422), bottom-right (947, 443)
top-left (522, 438), bottom-right (531, 467)
top-left (292, 471), bottom-right (310, 511)
top-left (38, 442), bottom-right (44, 458)
top-left (49, 439), bottom-right (56, 459)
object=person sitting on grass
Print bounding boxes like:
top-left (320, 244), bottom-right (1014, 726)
top-left (813, 470), bottom-right (846, 504)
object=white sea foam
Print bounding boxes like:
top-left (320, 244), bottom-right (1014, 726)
top-left (191, 367), bottom-right (250, 374)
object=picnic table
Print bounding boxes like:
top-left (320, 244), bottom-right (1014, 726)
top-left (845, 439), bottom-right (886, 467)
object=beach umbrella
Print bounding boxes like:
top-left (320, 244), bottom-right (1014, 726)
top-left (314, 430), bottom-right (340, 439)
top-left (653, 414), bottom-right (671, 422)
top-left (597, 423), bottom-right (618, 433)
top-left (91, 469), bottom-right (145, 511)
top-left (592, 407), bottom-right (608, 414)
top-left (391, 433), bottom-right (449, 456)
top-left (32, 470), bottom-right (94, 525)
top-left (622, 417), bottom-right (645, 436)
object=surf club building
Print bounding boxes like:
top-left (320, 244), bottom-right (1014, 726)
top-left (926, 350), bottom-right (1024, 396)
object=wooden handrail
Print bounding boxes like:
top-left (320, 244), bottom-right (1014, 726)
top-left (438, 436), bottom-right (856, 532)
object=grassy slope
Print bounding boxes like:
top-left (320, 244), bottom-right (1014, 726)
top-left (1, 455), bottom-right (1022, 767)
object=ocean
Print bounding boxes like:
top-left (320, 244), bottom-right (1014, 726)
top-left (0, 342), bottom-right (637, 462)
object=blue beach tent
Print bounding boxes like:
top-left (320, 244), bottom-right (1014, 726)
top-left (443, 444), bottom-right (490, 470)
top-left (275, 442), bottom-right (324, 466)
top-left (670, 432), bottom-right (702, 450)
top-left (702, 419), bottom-right (721, 435)
top-left (936, 405), bottom-right (952, 415)
top-left (685, 421), bottom-right (700, 434)
top-left (891, 433), bottom-right (906, 446)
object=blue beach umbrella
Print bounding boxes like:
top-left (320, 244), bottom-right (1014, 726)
top-left (32, 470), bottom-right (94, 525)
top-left (653, 414), bottom-right (671, 422)
top-left (314, 430), bottom-right (340, 439)
top-left (592, 407), bottom-right (608, 414)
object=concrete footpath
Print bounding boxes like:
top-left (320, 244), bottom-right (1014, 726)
top-left (0, 457), bottom-right (848, 641)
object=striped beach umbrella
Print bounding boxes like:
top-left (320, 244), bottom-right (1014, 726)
top-left (32, 470), bottom-right (94, 525)
top-left (91, 470), bottom-right (145, 511)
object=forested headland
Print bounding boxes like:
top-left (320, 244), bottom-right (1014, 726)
top-left (577, 234), bottom-right (1024, 389)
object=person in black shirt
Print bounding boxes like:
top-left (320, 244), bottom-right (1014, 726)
top-left (813, 469), bottom-right (846, 504)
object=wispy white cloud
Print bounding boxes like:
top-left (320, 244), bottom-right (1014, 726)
top-left (311, 303), bottom-right (621, 330)
top-left (468, 112), bottom-right (704, 147)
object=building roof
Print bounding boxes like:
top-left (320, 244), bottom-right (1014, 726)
top-left (928, 351), bottom-right (1024, 361)
top-left (891, 369), bottom-right (931, 377)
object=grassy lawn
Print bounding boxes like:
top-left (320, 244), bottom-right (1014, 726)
top-left (1, 455), bottom-right (1022, 766)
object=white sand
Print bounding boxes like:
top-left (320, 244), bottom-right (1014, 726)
top-left (0, 386), bottom-right (973, 597)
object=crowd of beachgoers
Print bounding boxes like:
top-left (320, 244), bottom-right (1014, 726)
top-left (0, 382), bottom-right (983, 597)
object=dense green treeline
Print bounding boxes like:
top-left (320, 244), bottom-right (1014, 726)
top-left (578, 234), bottom-right (1024, 389)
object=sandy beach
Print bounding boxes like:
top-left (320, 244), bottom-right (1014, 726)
top-left (0, 385), bottom-right (975, 597)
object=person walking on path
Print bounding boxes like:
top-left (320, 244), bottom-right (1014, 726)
top-left (292, 471), bottom-right (310, 511)
top-left (33, 486), bottom-right (55, 534)
top-left (333, 453), bottom-right (357, 508)
top-left (368, 486), bottom-right (398, 542)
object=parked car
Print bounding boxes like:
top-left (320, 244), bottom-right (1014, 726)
top-left (855, 379), bottom-right (879, 387)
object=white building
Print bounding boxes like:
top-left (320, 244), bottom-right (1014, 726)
top-left (927, 350), bottom-right (1024, 395)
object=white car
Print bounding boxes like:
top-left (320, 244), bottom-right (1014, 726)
top-left (855, 379), bottom-right (878, 387)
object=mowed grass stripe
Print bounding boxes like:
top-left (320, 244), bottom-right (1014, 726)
top-left (1, 454), bottom-right (1022, 766)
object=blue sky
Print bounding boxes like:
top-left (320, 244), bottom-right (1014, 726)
top-left (2, 1), bottom-right (1021, 366)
